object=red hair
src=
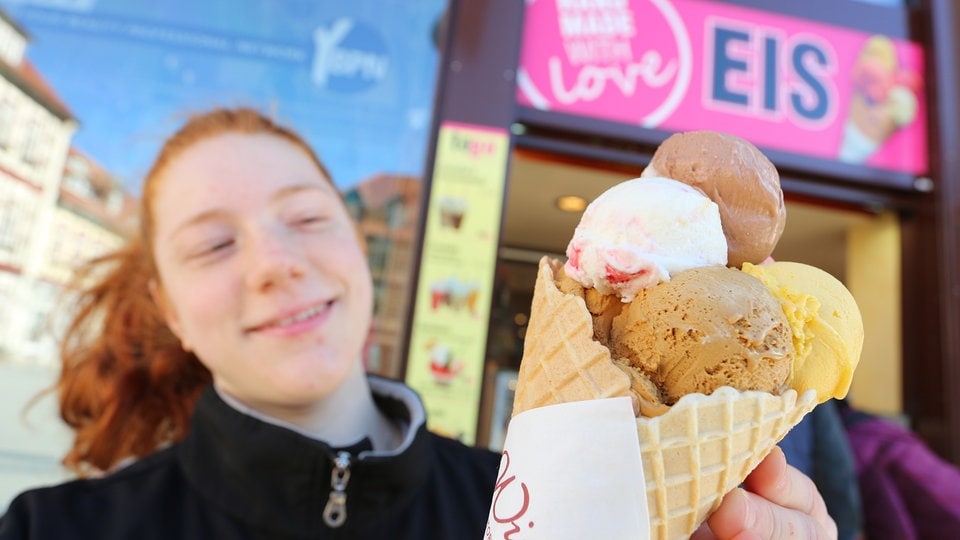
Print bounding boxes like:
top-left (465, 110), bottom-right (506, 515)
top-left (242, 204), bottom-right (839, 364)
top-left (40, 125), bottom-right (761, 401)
top-left (58, 108), bottom-right (333, 474)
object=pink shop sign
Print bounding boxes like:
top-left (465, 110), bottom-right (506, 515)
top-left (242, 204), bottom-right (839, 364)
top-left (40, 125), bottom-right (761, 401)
top-left (517, 0), bottom-right (927, 176)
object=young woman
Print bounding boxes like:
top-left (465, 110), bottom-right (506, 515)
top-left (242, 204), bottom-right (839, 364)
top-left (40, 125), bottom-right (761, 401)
top-left (0, 107), bottom-right (837, 539)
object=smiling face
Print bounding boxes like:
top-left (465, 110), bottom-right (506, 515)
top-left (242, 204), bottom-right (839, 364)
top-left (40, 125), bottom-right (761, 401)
top-left (149, 132), bottom-right (373, 411)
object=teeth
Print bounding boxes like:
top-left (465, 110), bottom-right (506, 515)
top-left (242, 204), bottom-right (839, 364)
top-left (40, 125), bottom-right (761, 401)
top-left (275, 306), bottom-right (322, 327)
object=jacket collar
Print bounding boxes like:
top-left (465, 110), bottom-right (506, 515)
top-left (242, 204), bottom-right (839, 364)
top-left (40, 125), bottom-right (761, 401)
top-left (178, 376), bottom-right (432, 537)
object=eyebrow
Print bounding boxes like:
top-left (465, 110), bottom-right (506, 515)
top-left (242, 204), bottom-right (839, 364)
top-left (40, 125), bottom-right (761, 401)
top-left (167, 182), bottom-right (331, 240)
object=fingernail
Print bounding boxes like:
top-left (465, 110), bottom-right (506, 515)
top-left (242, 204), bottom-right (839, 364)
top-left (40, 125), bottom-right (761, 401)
top-left (770, 446), bottom-right (789, 490)
top-left (734, 488), bottom-right (755, 529)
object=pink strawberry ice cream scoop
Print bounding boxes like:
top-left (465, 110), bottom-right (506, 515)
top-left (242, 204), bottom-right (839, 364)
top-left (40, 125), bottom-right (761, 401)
top-left (564, 177), bottom-right (728, 302)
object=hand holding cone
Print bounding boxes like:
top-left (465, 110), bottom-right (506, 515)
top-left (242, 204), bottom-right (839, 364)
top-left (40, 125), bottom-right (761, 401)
top-left (513, 257), bottom-right (818, 540)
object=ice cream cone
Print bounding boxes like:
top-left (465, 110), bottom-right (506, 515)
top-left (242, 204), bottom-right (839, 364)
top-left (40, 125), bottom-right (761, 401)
top-left (513, 257), bottom-right (817, 540)
top-left (512, 257), bottom-right (632, 413)
top-left (639, 387), bottom-right (815, 540)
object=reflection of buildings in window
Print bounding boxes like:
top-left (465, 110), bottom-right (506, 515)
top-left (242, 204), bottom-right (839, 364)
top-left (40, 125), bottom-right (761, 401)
top-left (12, 149), bottom-right (137, 365)
top-left (0, 6), bottom-right (78, 365)
top-left (343, 174), bottom-right (420, 378)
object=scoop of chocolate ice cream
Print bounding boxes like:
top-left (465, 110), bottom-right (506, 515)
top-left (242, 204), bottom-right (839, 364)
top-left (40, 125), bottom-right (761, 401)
top-left (642, 131), bottom-right (785, 267)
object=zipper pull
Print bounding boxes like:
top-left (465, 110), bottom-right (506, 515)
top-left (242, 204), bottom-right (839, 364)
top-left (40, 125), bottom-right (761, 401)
top-left (323, 451), bottom-right (352, 527)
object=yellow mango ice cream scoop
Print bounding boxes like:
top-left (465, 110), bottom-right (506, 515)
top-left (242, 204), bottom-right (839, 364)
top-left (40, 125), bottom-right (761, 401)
top-left (742, 261), bottom-right (864, 403)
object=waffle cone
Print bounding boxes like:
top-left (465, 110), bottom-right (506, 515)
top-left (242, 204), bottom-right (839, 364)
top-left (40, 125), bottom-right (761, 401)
top-left (513, 257), bottom-right (818, 539)
top-left (512, 257), bottom-right (631, 414)
top-left (641, 387), bottom-right (816, 540)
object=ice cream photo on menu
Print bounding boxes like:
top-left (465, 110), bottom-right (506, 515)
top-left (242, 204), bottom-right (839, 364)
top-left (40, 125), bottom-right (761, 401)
top-left (839, 34), bottom-right (919, 164)
top-left (438, 195), bottom-right (468, 229)
top-left (427, 341), bottom-right (463, 385)
top-left (487, 131), bottom-right (864, 540)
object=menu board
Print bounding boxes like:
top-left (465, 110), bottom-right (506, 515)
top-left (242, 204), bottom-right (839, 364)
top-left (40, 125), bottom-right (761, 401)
top-left (405, 121), bottom-right (509, 444)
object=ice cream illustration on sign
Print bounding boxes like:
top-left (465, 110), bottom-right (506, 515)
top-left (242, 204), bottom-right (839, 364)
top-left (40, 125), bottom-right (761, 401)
top-left (510, 130), bottom-right (864, 539)
top-left (839, 34), bottom-right (919, 164)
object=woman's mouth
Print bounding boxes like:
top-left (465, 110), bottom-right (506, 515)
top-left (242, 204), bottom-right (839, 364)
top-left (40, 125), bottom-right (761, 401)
top-left (275, 304), bottom-right (325, 326)
top-left (248, 301), bottom-right (333, 335)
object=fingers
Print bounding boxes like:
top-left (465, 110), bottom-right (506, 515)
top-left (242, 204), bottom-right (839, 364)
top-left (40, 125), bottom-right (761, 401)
top-left (708, 488), bottom-right (835, 539)
top-left (742, 447), bottom-right (833, 533)
top-left (705, 447), bottom-right (838, 540)
top-left (689, 522), bottom-right (716, 540)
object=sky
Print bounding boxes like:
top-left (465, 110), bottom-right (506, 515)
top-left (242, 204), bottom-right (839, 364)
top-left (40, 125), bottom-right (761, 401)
top-left (0, 0), bottom-right (446, 193)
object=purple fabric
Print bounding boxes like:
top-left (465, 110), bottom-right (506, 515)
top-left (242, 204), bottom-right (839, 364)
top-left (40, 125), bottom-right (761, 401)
top-left (844, 410), bottom-right (960, 539)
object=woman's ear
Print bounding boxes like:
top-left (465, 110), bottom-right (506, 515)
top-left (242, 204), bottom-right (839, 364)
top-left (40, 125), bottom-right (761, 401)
top-left (148, 279), bottom-right (192, 352)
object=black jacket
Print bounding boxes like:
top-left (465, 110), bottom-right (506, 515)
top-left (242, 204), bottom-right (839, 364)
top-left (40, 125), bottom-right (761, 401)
top-left (0, 377), bottom-right (501, 539)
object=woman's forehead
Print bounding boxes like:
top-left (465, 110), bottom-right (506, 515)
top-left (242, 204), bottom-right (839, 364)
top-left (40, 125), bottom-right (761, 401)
top-left (158, 134), bottom-right (326, 187)
top-left (149, 134), bottom-right (332, 219)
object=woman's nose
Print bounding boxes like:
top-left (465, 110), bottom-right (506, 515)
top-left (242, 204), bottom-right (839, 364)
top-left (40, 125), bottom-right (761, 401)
top-left (244, 229), bottom-right (306, 292)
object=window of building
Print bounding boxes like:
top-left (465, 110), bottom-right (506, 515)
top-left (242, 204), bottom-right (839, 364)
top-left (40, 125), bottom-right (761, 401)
top-left (49, 220), bottom-right (69, 268)
top-left (63, 154), bottom-right (94, 197)
top-left (387, 197), bottom-right (408, 229)
top-left (366, 235), bottom-right (390, 276)
top-left (21, 119), bottom-right (48, 168)
top-left (71, 230), bottom-right (88, 269)
top-left (0, 98), bottom-right (16, 150)
top-left (0, 197), bottom-right (19, 252)
top-left (343, 190), bottom-right (364, 222)
top-left (105, 188), bottom-right (122, 215)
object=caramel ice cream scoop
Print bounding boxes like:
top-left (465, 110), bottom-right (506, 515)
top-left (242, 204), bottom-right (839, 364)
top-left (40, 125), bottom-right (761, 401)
top-left (642, 131), bottom-right (785, 267)
top-left (608, 265), bottom-right (793, 406)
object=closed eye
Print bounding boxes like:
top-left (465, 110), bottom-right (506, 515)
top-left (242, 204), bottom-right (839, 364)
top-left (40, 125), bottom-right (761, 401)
top-left (293, 214), bottom-right (328, 228)
top-left (189, 238), bottom-right (235, 260)
top-left (208, 239), bottom-right (235, 251)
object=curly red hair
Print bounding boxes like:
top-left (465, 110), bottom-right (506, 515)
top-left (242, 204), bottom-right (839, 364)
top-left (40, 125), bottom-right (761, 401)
top-left (58, 107), bottom-right (334, 474)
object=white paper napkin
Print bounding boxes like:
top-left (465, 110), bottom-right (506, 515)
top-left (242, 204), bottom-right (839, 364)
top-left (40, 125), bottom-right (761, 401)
top-left (484, 397), bottom-right (650, 540)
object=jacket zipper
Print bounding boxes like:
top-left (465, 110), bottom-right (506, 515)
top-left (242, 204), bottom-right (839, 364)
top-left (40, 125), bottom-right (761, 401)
top-left (323, 451), bottom-right (352, 527)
